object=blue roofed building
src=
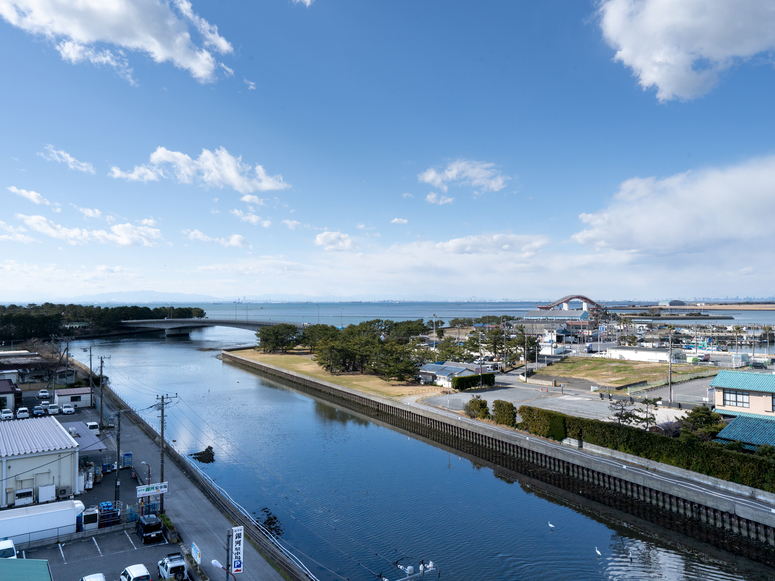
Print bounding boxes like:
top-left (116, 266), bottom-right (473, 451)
top-left (710, 370), bottom-right (775, 417)
top-left (418, 363), bottom-right (475, 389)
top-left (715, 413), bottom-right (775, 450)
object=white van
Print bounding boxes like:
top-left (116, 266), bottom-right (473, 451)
top-left (85, 421), bottom-right (100, 436)
top-left (0, 539), bottom-right (17, 558)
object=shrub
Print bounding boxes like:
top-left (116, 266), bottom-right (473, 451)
top-left (516, 405), bottom-right (775, 491)
top-left (492, 400), bottom-right (516, 428)
top-left (464, 396), bottom-right (490, 419)
top-left (452, 373), bottom-right (496, 391)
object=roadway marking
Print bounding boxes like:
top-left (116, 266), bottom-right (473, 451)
top-left (92, 537), bottom-right (102, 556)
top-left (124, 530), bottom-right (137, 550)
top-left (58, 543), bottom-right (66, 564)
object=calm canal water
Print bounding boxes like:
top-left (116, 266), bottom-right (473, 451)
top-left (72, 324), bottom-right (774, 581)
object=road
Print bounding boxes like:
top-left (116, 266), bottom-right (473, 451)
top-left (403, 393), bottom-right (775, 523)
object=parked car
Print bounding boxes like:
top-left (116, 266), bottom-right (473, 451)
top-left (119, 564), bottom-right (152, 581)
top-left (40, 400), bottom-right (50, 409)
top-left (61, 404), bottom-right (75, 415)
top-left (15, 407), bottom-right (29, 419)
top-left (0, 409), bottom-right (13, 420)
top-left (135, 514), bottom-right (163, 544)
top-left (32, 405), bottom-right (45, 417)
top-left (38, 389), bottom-right (49, 399)
top-left (0, 539), bottom-right (16, 558)
top-left (79, 575), bottom-right (106, 581)
top-left (158, 552), bottom-right (188, 580)
top-left (86, 421), bottom-right (100, 436)
top-left (47, 403), bottom-right (60, 415)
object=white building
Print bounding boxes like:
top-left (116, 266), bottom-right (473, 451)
top-left (606, 346), bottom-right (686, 364)
top-left (0, 416), bottom-right (80, 508)
top-left (54, 387), bottom-right (93, 409)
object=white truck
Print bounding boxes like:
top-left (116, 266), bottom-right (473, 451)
top-left (0, 499), bottom-right (85, 543)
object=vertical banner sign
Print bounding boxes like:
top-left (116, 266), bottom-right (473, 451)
top-left (231, 526), bottom-right (244, 574)
top-left (191, 542), bottom-right (201, 565)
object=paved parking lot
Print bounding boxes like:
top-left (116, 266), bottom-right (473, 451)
top-left (22, 529), bottom-right (178, 581)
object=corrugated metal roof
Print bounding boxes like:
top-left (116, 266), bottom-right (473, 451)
top-left (716, 415), bottom-right (775, 448)
top-left (0, 416), bottom-right (78, 458)
top-left (54, 387), bottom-right (91, 395)
top-left (0, 559), bottom-right (53, 581)
top-left (710, 370), bottom-right (775, 393)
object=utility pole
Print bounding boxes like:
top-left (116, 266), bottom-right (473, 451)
top-left (668, 329), bottom-right (673, 403)
top-left (89, 346), bottom-right (94, 409)
top-left (157, 393), bottom-right (178, 515)
top-left (115, 410), bottom-right (121, 503)
top-left (478, 331), bottom-right (483, 387)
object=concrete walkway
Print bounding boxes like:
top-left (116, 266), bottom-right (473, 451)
top-left (101, 397), bottom-right (285, 581)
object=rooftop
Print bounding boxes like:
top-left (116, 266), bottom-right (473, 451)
top-left (716, 415), bottom-right (775, 449)
top-left (710, 370), bottom-right (775, 393)
top-left (0, 416), bottom-right (78, 458)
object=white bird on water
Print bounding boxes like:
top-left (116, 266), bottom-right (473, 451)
top-left (595, 547), bottom-right (602, 558)
top-left (548, 521), bottom-right (554, 530)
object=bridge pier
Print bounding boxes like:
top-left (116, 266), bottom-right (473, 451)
top-left (165, 327), bottom-right (192, 336)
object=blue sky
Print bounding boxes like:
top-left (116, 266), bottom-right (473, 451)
top-left (1, 0), bottom-right (775, 302)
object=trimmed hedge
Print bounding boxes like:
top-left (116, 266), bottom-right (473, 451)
top-left (518, 405), bottom-right (775, 492)
top-left (465, 397), bottom-right (490, 419)
top-left (452, 373), bottom-right (495, 391)
top-left (492, 400), bottom-right (517, 428)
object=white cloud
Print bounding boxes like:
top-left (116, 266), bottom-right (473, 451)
top-left (17, 214), bottom-right (161, 246)
top-left (244, 78), bottom-right (256, 90)
top-left (231, 209), bottom-right (271, 227)
top-left (315, 231), bottom-right (353, 251)
top-left (183, 229), bottom-right (248, 247)
top-left (436, 233), bottom-right (548, 256)
top-left (75, 206), bottom-right (102, 219)
top-left (0, 221), bottom-right (34, 243)
top-left (56, 41), bottom-right (136, 85)
top-left (293, 0), bottom-right (314, 6)
top-left (240, 194), bottom-right (265, 205)
top-left (571, 155), bottom-right (775, 257)
top-left (0, 0), bottom-right (233, 83)
top-left (92, 223), bottom-right (162, 246)
top-left (139, 218), bottom-right (156, 226)
top-left (108, 165), bottom-right (162, 182)
top-left (418, 159), bottom-right (508, 193)
top-left (220, 63), bottom-right (234, 77)
top-left (598, 0), bottom-right (775, 101)
top-left (391, 218), bottom-right (408, 224)
top-left (110, 146), bottom-right (289, 193)
top-left (8, 186), bottom-right (52, 206)
top-left (426, 192), bottom-right (454, 205)
top-left (402, 193), bottom-right (414, 198)
top-left (39, 145), bottom-right (96, 173)
top-left (282, 220), bottom-right (302, 230)
top-left (356, 223), bottom-right (366, 229)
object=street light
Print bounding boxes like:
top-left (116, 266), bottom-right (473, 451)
top-left (211, 559), bottom-right (236, 581)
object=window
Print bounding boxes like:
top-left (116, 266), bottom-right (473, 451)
top-left (772, 394), bottom-right (775, 412)
top-left (723, 390), bottom-right (749, 408)
top-left (70, 395), bottom-right (81, 402)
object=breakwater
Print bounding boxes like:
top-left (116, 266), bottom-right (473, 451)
top-left (223, 350), bottom-right (775, 566)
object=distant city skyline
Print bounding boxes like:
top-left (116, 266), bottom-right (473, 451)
top-left (1, 1), bottom-right (774, 301)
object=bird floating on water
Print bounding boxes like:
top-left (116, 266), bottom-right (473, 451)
top-left (548, 521), bottom-right (554, 529)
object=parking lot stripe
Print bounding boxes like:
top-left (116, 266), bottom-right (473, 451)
top-left (124, 530), bottom-right (137, 550)
top-left (58, 543), bottom-right (66, 564)
top-left (92, 537), bottom-right (102, 556)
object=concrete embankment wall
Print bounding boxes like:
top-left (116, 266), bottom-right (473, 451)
top-left (222, 350), bottom-right (775, 564)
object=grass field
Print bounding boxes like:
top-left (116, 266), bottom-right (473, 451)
top-left (231, 349), bottom-right (444, 399)
top-left (532, 356), bottom-right (718, 387)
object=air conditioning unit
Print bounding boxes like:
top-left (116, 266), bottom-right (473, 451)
top-left (56, 486), bottom-right (72, 499)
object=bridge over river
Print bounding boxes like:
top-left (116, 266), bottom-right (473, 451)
top-left (121, 318), bottom-right (303, 336)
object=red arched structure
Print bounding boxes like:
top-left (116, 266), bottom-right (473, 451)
top-left (536, 295), bottom-right (604, 312)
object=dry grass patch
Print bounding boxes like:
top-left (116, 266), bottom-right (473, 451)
top-left (231, 349), bottom-right (444, 399)
top-left (532, 356), bottom-right (717, 387)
